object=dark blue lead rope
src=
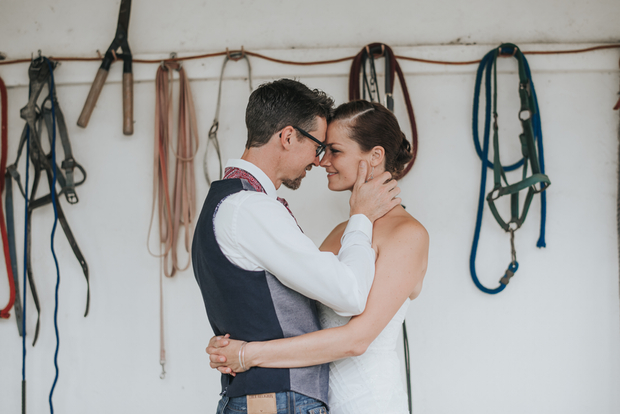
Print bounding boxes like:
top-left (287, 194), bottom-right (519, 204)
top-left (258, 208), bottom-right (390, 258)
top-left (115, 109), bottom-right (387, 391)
top-left (44, 57), bottom-right (62, 414)
top-left (523, 58), bottom-right (548, 248)
top-left (469, 49), bottom-right (547, 294)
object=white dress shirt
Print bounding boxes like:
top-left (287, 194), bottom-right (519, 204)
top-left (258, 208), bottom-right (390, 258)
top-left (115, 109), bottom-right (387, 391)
top-left (213, 159), bottom-right (375, 317)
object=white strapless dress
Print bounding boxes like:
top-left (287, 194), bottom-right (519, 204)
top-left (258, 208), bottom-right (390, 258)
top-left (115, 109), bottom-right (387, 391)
top-left (318, 298), bottom-right (411, 414)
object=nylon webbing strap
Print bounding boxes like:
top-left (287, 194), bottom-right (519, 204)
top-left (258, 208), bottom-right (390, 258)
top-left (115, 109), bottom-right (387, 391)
top-left (0, 74), bottom-right (16, 320)
top-left (204, 50), bottom-right (253, 186)
top-left (469, 43), bottom-right (550, 294)
top-left (349, 43), bottom-right (418, 179)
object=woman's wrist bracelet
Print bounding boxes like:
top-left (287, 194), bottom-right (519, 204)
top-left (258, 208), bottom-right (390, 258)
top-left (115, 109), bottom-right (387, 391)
top-left (239, 342), bottom-right (249, 371)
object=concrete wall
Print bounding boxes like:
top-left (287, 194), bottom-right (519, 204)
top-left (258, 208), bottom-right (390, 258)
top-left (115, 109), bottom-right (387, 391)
top-left (1, 1), bottom-right (619, 413)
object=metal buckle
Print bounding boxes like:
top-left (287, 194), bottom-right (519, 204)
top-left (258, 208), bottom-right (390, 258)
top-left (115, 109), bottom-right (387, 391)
top-left (519, 80), bottom-right (531, 96)
top-left (487, 187), bottom-right (502, 201)
top-left (61, 157), bottom-right (76, 171)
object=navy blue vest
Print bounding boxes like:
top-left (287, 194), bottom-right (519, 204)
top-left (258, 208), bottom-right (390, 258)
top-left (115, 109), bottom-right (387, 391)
top-left (192, 178), bottom-right (328, 403)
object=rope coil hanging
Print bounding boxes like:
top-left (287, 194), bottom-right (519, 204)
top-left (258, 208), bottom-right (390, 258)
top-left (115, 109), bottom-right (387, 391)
top-left (148, 59), bottom-right (199, 378)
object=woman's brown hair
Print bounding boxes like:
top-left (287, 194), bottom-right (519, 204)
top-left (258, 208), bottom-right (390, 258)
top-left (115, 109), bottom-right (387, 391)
top-left (331, 100), bottom-right (413, 179)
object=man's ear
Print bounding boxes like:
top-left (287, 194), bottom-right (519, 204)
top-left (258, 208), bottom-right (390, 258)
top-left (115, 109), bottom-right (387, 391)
top-left (279, 126), bottom-right (296, 150)
top-left (369, 146), bottom-right (385, 167)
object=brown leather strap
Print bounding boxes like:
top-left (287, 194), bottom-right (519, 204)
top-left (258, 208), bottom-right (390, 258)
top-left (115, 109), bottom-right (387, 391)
top-left (348, 43), bottom-right (418, 179)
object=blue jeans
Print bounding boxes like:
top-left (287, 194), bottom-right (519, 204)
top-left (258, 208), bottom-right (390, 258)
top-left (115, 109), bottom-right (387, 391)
top-left (216, 391), bottom-right (328, 414)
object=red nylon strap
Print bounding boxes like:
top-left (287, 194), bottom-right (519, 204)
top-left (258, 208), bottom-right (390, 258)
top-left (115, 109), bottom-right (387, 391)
top-left (0, 75), bottom-right (15, 319)
top-left (348, 43), bottom-right (418, 179)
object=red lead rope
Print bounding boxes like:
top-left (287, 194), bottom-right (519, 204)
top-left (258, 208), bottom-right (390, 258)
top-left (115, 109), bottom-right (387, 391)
top-left (0, 75), bottom-right (15, 319)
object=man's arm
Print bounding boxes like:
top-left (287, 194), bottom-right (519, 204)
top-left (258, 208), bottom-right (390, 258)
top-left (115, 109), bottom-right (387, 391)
top-left (228, 194), bottom-right (375, 316)
top-left (216, 161), bottom-right (400, 316)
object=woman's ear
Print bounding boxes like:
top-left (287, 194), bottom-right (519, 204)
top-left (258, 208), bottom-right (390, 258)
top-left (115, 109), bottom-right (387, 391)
top-left (369, 146), bottom-right (385, 168)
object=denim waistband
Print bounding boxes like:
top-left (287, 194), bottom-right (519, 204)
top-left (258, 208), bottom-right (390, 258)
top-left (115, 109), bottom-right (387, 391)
top-left (217, 391), bottom-right (327, 414)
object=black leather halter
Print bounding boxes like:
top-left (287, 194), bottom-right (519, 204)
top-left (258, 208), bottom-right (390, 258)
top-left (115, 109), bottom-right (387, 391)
top-left (7, 56), bottom-right (89, 346)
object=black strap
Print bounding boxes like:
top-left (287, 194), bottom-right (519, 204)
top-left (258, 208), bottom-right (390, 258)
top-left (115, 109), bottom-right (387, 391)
top-left (402, 321), bottom-right (412, 413)
top-left (6, 171), bottom-right (23, 336)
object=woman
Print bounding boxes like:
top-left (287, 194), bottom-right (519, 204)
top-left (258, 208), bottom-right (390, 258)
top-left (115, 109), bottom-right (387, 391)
top-left (208, 100), bottom-right (429, 414)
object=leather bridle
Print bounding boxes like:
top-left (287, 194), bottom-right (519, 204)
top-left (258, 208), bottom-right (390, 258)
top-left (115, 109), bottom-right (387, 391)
top-left (349, 43), bottom-right (418, 179)
top-left (7, 56), bottom-right (89, 346)
top-left (204, 48), bottom-right (253, 186)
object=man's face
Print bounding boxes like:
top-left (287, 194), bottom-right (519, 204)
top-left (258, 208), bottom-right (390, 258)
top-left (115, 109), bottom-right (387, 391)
top-left (282, 117), bottom-right (327, 190)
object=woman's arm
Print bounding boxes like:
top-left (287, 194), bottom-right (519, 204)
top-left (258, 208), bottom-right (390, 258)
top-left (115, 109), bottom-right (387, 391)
top-left (207, 220), bottom-right (428, 372)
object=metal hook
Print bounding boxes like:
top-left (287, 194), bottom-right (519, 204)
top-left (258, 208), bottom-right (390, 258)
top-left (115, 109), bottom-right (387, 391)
top-left (226, 47), bottom-right (245, 61)
top-left (160, 360), bottom-right (166, 379)
top-left (170, 52), bottom-right (182, 70)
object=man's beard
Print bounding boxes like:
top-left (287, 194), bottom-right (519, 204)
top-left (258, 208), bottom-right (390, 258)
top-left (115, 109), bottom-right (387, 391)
top-left (282, 175), bottom-right (303, 190)
top-left (282, 165), bottom-right (313, 190)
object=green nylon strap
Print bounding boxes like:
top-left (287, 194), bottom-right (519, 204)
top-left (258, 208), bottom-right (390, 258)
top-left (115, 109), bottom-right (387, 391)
top-left (493, 173), bottom-right (551, 198)
top-left (488, 186), bottom-right (537, 231)
top-left (488, 43), bottom-right (551, 232)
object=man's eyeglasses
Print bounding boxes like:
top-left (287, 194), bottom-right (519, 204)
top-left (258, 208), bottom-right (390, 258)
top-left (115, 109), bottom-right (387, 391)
top-left (293, 126), bottom-right (327, 158)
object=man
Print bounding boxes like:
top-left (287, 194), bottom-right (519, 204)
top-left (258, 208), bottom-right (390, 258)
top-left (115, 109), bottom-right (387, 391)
top-left (192, 79), bottom-right (400, 414)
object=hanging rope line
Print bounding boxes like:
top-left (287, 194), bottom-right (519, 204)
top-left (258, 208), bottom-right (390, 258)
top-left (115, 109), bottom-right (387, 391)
top-left (147, 60), bottom-right (199, 378)
top-left (43, 56), bottom-right (62, 414)
top-left (21, 92), bottom-right (31, 414)
top-left (0, 44), bottom-right (618, 67)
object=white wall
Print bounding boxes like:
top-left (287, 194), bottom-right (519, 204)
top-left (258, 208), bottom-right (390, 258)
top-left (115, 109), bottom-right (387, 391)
top-left (1, 1), bottom-right (619, 413)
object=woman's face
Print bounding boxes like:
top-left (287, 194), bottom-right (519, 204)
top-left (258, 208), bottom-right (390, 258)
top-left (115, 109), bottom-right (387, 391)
top-left (320, 121), bottom-right (368, 192)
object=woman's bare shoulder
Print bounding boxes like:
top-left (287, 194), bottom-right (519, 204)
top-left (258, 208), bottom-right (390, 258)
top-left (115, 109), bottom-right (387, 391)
top-left (319, 220), bottom-right (349, 253)
top-left (374, 208), bottom-right (428, 246)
